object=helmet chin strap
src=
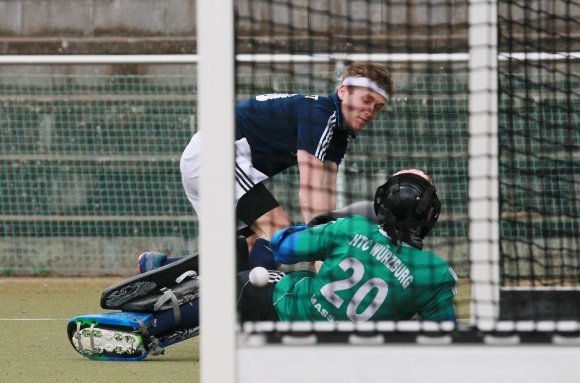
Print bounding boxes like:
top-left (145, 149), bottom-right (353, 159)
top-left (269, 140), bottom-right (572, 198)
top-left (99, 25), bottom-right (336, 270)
top-left (405, 228), bottom-right (424, 250)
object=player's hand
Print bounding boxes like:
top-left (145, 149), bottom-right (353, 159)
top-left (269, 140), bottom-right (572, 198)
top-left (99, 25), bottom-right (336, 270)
top-left (307, 212), bottom-right (337, 226)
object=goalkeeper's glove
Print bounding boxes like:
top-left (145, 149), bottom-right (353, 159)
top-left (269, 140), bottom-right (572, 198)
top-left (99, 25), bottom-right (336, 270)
top-left (270, 224), bottom-right (310, 264)
top-left (307, 212), bottom-right (338, 226)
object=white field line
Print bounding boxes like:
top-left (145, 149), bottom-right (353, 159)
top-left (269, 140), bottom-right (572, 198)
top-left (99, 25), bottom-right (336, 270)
top-left (0, 318), bottom-right (67, 321)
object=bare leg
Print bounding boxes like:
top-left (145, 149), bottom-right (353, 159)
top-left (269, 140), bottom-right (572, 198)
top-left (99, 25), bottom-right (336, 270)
top-left (250, 206), bottom-right (292, 240)
top-left (249, 206), bottom-right (317, 273)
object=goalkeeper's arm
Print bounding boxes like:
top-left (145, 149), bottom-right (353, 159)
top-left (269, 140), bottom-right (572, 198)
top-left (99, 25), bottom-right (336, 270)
top-left (417, 267), bottom-right (458, 322)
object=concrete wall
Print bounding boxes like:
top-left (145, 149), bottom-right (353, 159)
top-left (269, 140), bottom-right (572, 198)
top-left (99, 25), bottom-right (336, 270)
top-left (0, 0), bottom-right (577, 55)
top-left (0, 0), bottom-right (196, 36)
top-left (0, 0), bottom-right (467, 74)
top-left (0, 0), bottom-right (196, 54)
top-left (0, 0), bottom-right (470, 54)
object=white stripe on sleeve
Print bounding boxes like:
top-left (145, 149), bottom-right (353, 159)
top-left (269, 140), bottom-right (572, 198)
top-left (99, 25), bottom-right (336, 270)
top-left (314, 112), bottom-right (337, 161)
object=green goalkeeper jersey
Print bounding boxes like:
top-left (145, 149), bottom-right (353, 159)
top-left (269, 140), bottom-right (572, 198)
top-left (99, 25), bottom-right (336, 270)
top-left (272, 216), bottom-right (458, 322)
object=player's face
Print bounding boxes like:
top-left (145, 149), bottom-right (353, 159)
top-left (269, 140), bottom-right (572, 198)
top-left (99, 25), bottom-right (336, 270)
top-left (338, 85), bottom-right (386, 132)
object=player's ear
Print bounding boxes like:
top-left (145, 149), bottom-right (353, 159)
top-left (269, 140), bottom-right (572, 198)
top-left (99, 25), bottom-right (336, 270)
top-left (337, 84), bottom-right (348, 101)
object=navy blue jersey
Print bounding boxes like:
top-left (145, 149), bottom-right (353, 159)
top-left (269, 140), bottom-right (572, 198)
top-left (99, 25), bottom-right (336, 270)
top-left (235, 93), bottom-right (353, 177)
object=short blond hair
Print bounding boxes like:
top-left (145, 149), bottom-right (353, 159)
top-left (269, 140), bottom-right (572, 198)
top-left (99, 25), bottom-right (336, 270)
top-left (340, 62), bottom-right (394, 98)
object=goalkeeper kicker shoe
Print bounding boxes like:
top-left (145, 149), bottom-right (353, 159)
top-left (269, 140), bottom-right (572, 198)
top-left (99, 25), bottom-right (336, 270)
top-left (67, 312), bottom-right (161, 361)
top-left (137, 252), bottom-right (167, 274)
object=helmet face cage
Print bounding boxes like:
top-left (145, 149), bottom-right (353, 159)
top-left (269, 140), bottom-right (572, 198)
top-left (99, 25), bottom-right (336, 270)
top-left (374, 173), bottom-right (441, 241)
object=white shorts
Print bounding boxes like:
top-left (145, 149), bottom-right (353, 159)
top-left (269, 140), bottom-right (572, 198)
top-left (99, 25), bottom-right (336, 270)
top-left (180, 131), bottom-right (270, 229)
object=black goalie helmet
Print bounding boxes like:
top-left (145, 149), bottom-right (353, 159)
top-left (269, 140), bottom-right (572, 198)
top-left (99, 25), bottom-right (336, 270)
top-left (373, 170), bottom-right (441, 249)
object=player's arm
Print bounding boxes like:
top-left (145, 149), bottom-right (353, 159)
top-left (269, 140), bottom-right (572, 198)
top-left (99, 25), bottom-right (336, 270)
top-left (297, 149), bottom-right (338, 224)
top-left (417, 267), bottom-right (459, 322)
top-left (308, 200), bottom-right (378, 226)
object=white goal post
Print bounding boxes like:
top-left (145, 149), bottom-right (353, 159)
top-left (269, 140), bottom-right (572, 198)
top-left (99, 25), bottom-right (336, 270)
top-left (197, 2), bottom-right (236, 383)
top-left (467, 0), bottom-right (500, 324)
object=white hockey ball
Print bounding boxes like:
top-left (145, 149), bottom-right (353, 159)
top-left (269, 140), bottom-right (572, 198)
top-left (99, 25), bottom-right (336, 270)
top-left (249, 267), bottom-right (270, 287)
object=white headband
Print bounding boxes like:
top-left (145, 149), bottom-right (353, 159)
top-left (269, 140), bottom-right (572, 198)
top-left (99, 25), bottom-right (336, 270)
top-left (341, 76), bottom-right (389, 100)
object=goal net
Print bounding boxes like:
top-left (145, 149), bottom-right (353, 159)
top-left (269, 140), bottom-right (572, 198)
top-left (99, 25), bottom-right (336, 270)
top-left (222, 1), bottom-right (580, 381)
top-left (497, 0), bottom-right (580, 321)
top-left (233, 0), bottom-right (579, 330)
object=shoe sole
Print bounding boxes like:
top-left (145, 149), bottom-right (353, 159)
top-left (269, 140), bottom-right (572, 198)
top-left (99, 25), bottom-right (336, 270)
top-left (68, 320), bottom-right (148, 361)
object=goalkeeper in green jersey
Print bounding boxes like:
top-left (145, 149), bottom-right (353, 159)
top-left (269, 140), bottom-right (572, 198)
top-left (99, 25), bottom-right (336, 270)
top-left (68, 168), bottom-right (456, 361)
top-left (266, 168), bottom-right (458, 322)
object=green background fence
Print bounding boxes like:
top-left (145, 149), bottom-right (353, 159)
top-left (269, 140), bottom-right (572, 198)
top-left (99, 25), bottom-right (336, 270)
top-left (0, 69), bottom-right (578, 280)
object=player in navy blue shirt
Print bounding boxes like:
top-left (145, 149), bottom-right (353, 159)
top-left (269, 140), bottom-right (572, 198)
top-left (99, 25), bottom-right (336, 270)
top-left (138, 62), bottom-right (393, 273)
top-left (235, 93), bottom-right (349, 178)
